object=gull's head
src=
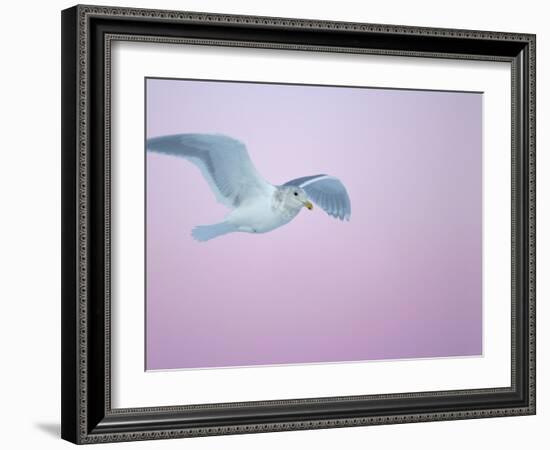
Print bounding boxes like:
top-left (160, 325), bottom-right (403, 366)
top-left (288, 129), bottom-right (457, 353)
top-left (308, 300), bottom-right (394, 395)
top-left (280, 186), bottom-right (313, 211)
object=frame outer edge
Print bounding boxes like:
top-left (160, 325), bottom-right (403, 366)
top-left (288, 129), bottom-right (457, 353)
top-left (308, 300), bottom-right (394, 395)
top-left (77, 3), bottom-right (91, 444)
top-left (527, 33), bottom-right (536, 414)
top-left (76, 3), bottom-right (534, 40)
top-left (61, 5), bottom-right (80, 445)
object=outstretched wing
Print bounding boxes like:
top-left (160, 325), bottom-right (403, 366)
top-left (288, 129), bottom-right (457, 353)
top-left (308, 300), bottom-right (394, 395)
top-left (284, 174), bottom-right (351, 221)
top-left (147, 133), bottom-right (271, 208)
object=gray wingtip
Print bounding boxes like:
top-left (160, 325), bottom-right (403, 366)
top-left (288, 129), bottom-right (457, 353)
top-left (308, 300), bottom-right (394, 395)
top-left (324, 208), bottom-right (351, 222)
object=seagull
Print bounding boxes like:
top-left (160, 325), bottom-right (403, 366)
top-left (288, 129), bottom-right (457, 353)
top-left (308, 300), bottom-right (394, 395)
top-left (147, 134), bottom-right (351, 241)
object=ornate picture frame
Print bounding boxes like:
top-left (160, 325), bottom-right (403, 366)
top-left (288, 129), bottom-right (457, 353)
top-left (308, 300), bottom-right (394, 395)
top-left (61, 4), bottom-right (536, 444)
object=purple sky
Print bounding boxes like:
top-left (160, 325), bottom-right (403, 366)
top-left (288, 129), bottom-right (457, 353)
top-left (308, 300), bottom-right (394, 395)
top-left (145, 78), bottom-right (482, 370)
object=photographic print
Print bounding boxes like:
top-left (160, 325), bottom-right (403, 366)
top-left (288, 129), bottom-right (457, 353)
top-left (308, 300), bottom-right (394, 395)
top-left (145, 77), bottom-right (482, 371)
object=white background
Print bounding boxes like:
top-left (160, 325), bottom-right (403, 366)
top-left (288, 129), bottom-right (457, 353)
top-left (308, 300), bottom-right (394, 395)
top-left (0, 0), bottom-right (546, 449)
top-left (113, 42), bottom-right (511, 408)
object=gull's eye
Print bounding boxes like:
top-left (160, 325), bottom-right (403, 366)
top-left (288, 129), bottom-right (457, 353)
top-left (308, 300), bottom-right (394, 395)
top-left (294, 192), bottom-right (298, 196)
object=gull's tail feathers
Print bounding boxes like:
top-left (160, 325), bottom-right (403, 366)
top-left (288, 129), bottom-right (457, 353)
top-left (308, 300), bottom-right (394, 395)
top-left (191, 222), bottom-right (237, 242)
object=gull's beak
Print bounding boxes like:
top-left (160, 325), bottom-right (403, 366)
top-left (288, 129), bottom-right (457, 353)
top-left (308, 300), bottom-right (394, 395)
top-left (303, 200), bottom-right (313, 210)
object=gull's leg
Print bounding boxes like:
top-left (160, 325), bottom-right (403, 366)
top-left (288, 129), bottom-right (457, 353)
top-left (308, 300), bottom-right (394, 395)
top-left (237, 225), bottom-right (256, 233)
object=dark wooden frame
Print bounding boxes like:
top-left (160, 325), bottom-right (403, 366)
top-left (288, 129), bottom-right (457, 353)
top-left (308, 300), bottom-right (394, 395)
top-left (61, 4), bottom-right (536, 444)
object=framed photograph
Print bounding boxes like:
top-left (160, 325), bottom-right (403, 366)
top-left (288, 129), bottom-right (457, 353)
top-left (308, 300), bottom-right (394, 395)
top-left (61, 4), bottom-right (536, 444)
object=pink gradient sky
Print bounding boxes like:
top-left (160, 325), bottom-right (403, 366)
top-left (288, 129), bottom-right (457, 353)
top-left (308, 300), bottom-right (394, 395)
top-left (145, 78), bottom-right (482, 370)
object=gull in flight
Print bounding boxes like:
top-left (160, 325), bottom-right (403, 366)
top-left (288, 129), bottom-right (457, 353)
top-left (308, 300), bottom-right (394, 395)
top-left (147, 134), bottom-right (351, 241)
